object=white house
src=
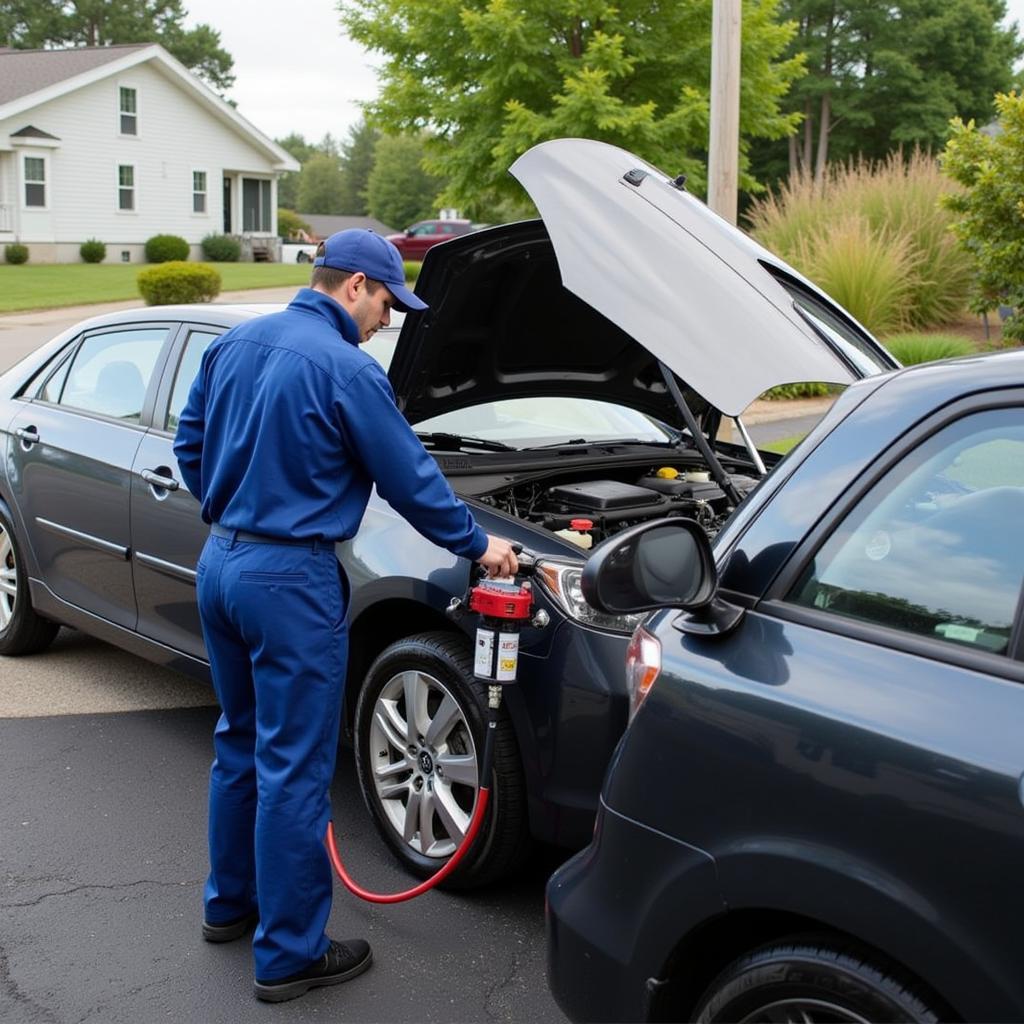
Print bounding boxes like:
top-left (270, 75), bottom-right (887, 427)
top-left (0, 44), bottom-right (300, 263)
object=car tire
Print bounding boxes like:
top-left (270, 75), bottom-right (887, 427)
top-left (694, 938), bottom-right (942, 1024)
top-left (353, 631), bottom-right (531, 888)
top-left (0, 504), bottom-right (59, 656)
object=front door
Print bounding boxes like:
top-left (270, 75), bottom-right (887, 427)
top-left (130, 325), bottom-right (221, 658)
top-left (223, 176), bottom-right (232, 234)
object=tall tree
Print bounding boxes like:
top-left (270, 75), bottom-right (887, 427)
top-left (4, 0), bottom-right (234, 91)
top-left (337, 118), bottom-right (380, 216)
top-left (296, 152), bottom-right (348, 215)
top-left (275, 133), bottom-right (318, 209)
top-left (365, 134), bottom-right (445, 228)
top-left (339, 0), bottom-right (804, 215)
top-left (772, 0), bottom-right (1020, 185)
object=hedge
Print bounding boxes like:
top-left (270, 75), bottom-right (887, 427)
top-left (137, 261), bottom-right (221, 305)
top-left (5, 243), bottom-right (29, 265)
top-left (144, 233), bottom-right (190, 263)
top-left (200, 233), bottom-right (241, 262)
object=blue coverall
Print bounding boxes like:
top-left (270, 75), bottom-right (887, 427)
top-left (174, 288), bottom-right (487, 980)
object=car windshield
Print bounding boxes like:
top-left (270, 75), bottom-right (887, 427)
top-left (362, 324), bottom-right (676, 449)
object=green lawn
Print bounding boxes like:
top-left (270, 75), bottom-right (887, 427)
top-left (0, 263), bottom-right (312, 313)
top-left (762, 435), bottom-right (804, 455)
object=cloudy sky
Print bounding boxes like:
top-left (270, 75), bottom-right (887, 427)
top-left (183, 0), bottom-right (381, 145)
top-left (185, 0), bottom-right (1024, 147)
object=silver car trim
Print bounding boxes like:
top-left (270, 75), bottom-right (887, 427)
top-left (35, 517), bottom-right (129, 559)
top-left (133, 551), bottom-right (197, 584)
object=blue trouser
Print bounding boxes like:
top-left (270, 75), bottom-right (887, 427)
top-left (196, 531), bottom-right (348, 980)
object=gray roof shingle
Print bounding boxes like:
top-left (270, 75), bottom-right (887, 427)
top-left (299, 214), bottom-right (398, 238)
top-left (0, 44), bottom-right (151, 107)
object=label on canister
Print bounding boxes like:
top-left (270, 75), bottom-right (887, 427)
top-left (474, 627), bottom-right (495, 678)
top-left (496, 632), bottom-right (519, 682)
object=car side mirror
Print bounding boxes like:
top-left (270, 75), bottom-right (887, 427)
top-left (581, 518), bottom-right (743, 636)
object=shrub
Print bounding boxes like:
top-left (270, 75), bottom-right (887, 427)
top-left (277, 208), bottom-right (312, 240)
top-left (201, 233), bottom-right (241, 262)
top-left (762, 382), bottom-right (839, 400)
top-left (80, 238), bottom-right (106, 263)
top-left (5, 243), bottom-right (29, 265)
top-left (942, 92), bottom-right (1024, 342)
top-left (748, 151), bottom-right (972, 330)
top-left (882, 333), bottom-right (976, 366)
top-left (795, 215), bottom-right (921, 334)
top-left (144, 233), bottom-right (190, 263)
top-left (137, 261), bottom-right (221, 305)
top-left (403, 260), bottom-right (421, 284)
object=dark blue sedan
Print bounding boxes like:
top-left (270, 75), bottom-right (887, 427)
top-left (550, 348), bottom-right (1024, 1022)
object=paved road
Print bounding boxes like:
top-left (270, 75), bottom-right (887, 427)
top-left (0, 288), bottom-right (300, 374)
top-left (0, 644), bottom-right (567, 1023)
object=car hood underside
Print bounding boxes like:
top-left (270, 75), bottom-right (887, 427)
top-left (390, 139), bottom-right (891, 427)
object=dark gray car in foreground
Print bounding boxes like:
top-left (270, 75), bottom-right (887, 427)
top-left (0, 139), bottom-right (894, 884)
top-left (548, 348), bottom-right (1024, 1022)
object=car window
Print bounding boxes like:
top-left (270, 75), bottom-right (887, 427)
top-left (55, 327), bottom-right (169, 422)
top-left (166, 329), bottom-right (220, 431)
top-left (409, 223), bottom-right (437, 236)
top-left (788, 408), bottom-right (1024, 656)
top-left (21, 346), bottom-right (74, 402)
top-left (417, 397), bottom-right (675, 447)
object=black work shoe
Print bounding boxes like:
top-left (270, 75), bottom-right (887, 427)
top-left (202, 910), bottom-right (259, 943)
top-left (253, 939), bottom-right (373, 1003)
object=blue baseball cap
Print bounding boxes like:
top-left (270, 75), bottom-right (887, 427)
top-left (313, 229), bottom-right (427, 313)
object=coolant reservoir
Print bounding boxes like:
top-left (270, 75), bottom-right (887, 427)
top-left (554, 517), bottom-right (594, 550)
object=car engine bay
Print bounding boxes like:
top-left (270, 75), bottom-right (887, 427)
top-left (473, 463), bottom-right (762, 547)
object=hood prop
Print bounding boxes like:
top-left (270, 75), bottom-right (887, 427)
top-left (659, 362), bottom-right (743, 507)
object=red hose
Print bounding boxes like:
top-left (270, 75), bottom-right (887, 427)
top-left (325, 786), bottom-right (491, 904)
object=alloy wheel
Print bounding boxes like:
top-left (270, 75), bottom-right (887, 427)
top-left (0, 523), bottom-right (17, 631)
top-left (368, 669), bottom-right (479, 858)
top-left (739, 999), bottom-right (872, 1024)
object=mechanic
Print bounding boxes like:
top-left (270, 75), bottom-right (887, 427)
top-left (173, 229), bottom-right (518, 1003)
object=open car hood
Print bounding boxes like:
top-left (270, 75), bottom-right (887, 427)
top-left (391, 139), bottom-right (893, 425)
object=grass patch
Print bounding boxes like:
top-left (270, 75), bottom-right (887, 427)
top-left (762, 435), bottom-right (805, 455)
top-left (748, 151), bottom-right (972, 332)
top-left (882, 332), bottom-right (976, 365)
top-left (0, 263), bottom-right (312, 313)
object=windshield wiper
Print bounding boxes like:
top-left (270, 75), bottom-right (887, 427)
top-left (522, 437), bottom-right (670, 451)
top-left (416, 431), bottom-right (517, 453)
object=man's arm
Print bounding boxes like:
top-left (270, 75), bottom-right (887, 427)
top-left (336, 363), bottom-right (494, 561)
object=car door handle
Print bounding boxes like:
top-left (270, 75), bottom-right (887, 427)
top-left (140, 468), bottom-right (179, 491)
top-left (16, 427), bottom-right (40, 445)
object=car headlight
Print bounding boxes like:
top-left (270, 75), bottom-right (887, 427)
top-left (536, 559), bottom-right (646, 634)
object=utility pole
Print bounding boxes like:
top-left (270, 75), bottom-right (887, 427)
top-left (707, 0), bottom-right (741, 225)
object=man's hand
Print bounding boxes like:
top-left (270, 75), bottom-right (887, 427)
top-left (477, 535), bottom-right (519, 578)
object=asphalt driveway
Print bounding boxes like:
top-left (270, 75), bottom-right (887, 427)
top-left (0, 698), bottom-right (566, 1023)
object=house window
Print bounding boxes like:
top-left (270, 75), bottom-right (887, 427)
top-left (242, 178), bottom-right (272, 231)
top-left (24, 156), bottom-right (45, 207)
top-left (119, 87), bottom-right (137, 135)
top-left (193, 171), bottom-right (207, 214)
top-left (118, 164), bottom-right (135, 211)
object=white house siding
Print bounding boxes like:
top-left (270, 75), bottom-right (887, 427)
top-left (0, 61), bottom-right (280, 262)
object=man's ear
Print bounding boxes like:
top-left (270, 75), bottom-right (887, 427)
top-left (346, 271), bottom-right (368, 299)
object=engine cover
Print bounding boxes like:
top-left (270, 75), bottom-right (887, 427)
top-left (546, 480), bottom-right (664, 511)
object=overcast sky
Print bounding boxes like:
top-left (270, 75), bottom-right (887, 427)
top-left (185, 0), bottom-right (1024, 148)
top-left (183, 0), bottom-right (381, 145)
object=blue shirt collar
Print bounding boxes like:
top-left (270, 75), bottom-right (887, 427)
top-left (288, 287), bottom-right (362, 346)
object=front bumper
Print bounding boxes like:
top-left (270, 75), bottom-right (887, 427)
top-left (546, 798), bottom-right (726, 1023)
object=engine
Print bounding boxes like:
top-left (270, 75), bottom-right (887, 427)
top-left (478, 466), bottom-right (760, 547)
